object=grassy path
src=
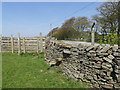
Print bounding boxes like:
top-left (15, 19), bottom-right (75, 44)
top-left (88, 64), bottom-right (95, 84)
top-left (2, 53), bottom-right (86, 88)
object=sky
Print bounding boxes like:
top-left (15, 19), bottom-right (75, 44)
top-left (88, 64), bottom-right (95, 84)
top-left (2, 2), bottom-right (103, 37)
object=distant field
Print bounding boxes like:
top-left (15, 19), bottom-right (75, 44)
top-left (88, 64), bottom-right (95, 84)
top-left (2, 53), bottom-right (86, 88)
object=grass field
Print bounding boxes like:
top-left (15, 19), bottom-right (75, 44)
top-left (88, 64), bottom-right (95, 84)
top-left (2, 53), bottom-right (87, 88)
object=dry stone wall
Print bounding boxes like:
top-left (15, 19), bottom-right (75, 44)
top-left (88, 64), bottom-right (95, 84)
top-left (45, 37), bottom-right (120, 89)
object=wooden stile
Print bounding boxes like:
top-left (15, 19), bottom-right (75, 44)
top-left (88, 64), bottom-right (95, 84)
top-left (1, 33), bottom-right (45, 53)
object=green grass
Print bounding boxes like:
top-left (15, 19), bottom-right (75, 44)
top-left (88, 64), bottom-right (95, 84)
top-left (2, 53), bottom-right (87, 88)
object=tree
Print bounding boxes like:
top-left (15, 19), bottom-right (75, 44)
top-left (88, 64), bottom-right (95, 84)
top-left (47, 27), bottom-right (59, 37)
top-left (93, 2), bottom-right (119, 45)
top-left (96, 2), bottom-right (118, 34)
top-left (53, 17), bottom-right (76, 40)
top-left (73, 17), bottom-right (91, 39)
top-left (62, 17), bottom-right (75, 28)
top-left (73, 17), bottom-right (91, 31)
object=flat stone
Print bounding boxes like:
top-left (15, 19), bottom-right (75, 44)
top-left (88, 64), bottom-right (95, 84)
top-left (114, 69), bottom-right (120, 74)
top-left (112, 45), bottom-right (118, 51)
top-left (93, 75), bottom-right (97, 81)
top-left (118, 66), bottom-right (120, 69)
top-left (116, 74), bottom-right (120, 82)
top-left (93, 45), bottom-right (99, 51)
top-left (103, 57), bottom-right (112, 63)
top-left (108, 55), bottom-right (115, 60)
top-left (118, 49), bottom-right (120, 52)
top-left (100, 72), bottom-right (106, 77)
top-left (87, 53), bottom-right (91, 56)
top-left (113, 52), bottom-right (120, 57)
top-left (63, 49), bottom-right (71, 54)
top-left (49, 60), bottom-right (56, 66)
top-left (79, 51), bottom-right (86, 54)
top-left (97, 53), bottom-right (108, 56)
top-left (79, 48), bottom-right (84, 51)
top-left (96, 61), bottom-right (101, 64)
top-left (93, 64), bottom-right (101, 69)
top-left (94, 83), bottom-right (99, 88)
top-left (114, 83), bottom-right (120, 88)
top-left (96, 45), bottom-right (103, 52)
top-left (101, 83), bottom-right (113, 88)
top-left (72, 52), bottom-right (78, 56)
top-left (116, 57), bottom-right (120, 60)
top-left (104, 76), bottom-right (113, 80)
top-left (89, 50), bottom-right (95, 53)
top-left (117, 60), bottom-right (120, 65)
top-left (102, 63), bottom-right (113, 71)
top-left (79, 73), bottom-right (84, 80)
top-left (72, 44), bottom-right (78, 48)
top-left (98, 55), bottom-right (104, 58)
top-left (56, 58), bottom-right (63, 61)
top-left (94, 57), bottom-right (103, 61)
top-left (95, 70), bottom-right (100, 74)
top-left (100, 46), bottom-right (110, 53)
top-left (65, 45), bottom-right (72, 48)
top-left (87, 53), bottom-right (96, 57)
top-left (107, 79), bottom-right (115, 84)
top-left (107, 72), bottom-right (111, 77)
top-left (98, 76), bottom-right (106, 82)
top-left (87, 75), bottom-right (93, 81)
top-left (71, 48), bottom-right (78, 52)
top-left (108, 50), bottom-right (113, 55)
top-left (73, 73), bottom-right (79, 78)
top-left (86, 45), bottom-right (94, 51)
top-left (102, 63), bottom-right (112, 68)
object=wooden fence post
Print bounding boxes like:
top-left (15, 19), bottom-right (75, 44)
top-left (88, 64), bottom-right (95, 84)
top-left (91, 22), bottom-right (95, 46)
top-left (18, 33), bottom-right (21, 55)
top-left (0, 34), bottom-right (1, 90)
top-left (23, 37), bottom-right (26, 53)
top-left (11, 34), bottom-right (14, 53)
top-left (0, 34), bottom-right (2, 53)
top-left (40, 32), bottom-right (43, 52)
top-left (37, 38), bottom-right (39, 53)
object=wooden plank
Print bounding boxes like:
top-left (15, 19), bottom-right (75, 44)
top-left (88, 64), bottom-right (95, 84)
top-left (37, 38), bottom-right (39, 53)
top-left (23, 37), bottom-right (26, 53)
top-left (18, 33), bottom-right (21, 55)
top-left (11, 34), bottom-right (14, 53)
top-left (40, 32), bottom-right (43, 52)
